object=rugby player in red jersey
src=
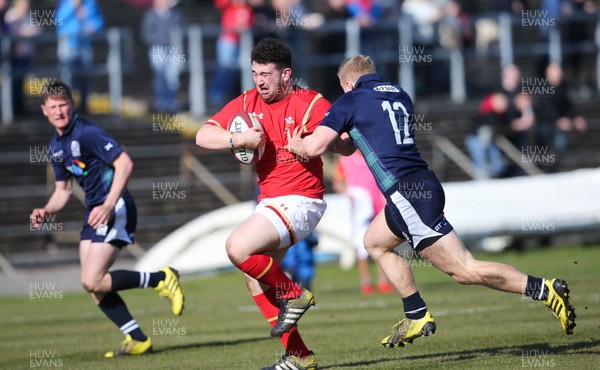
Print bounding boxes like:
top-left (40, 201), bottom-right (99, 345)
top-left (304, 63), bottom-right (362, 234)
top-left (196, 38), bottom-right (352, 370)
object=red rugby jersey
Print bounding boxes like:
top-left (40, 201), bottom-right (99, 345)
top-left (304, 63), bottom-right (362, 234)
top-left (206, 86), bottom-right (331, 200)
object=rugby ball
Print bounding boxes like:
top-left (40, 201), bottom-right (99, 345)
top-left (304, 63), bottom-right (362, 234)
top-left (227, 111), bottom-right (265, 165)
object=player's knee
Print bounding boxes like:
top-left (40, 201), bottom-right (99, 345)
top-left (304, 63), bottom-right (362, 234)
top-left (225, 235), bottom-right (246, 265)
top-left (363, 238), bottom-right (384, 260)
top-left (81, 279), bottom-right (96, 293)
top-left (81, 276), bottom-right (102, 293)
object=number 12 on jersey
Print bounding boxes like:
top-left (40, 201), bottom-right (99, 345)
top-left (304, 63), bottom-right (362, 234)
top-left (381, 100), bottom-right (415, 145)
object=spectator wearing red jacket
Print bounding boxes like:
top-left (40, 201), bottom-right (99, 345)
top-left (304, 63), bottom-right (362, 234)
top-left (209, 0), bottom-right (255, 109)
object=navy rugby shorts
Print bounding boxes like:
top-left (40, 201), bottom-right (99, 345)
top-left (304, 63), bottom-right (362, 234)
top-left (81, 193), bottom-right (137, 248)
top-left (384, 170), bottom-right (453, 251)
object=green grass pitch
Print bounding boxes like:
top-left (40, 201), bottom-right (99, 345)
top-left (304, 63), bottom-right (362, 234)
top-left (1, 245), bottom-right (599, 369)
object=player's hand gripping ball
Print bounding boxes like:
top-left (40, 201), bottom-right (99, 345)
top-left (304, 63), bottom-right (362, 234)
top-left (227, 112), bottom-right (265, 165)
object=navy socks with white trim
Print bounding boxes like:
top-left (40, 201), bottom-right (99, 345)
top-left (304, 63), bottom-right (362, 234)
top-left (403, 291), bottom-right (427, 320)
top-left (98, 292), bottom-right (147, 341)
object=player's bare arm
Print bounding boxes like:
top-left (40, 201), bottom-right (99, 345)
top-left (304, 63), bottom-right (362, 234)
top-left (30, 178), bottom-right (73, 228)
top-left (196, 123), bottom-right (265, 150)
top-left (87, 152), bottom-right (133, 230)
top-left (286, 125), bottom-right (341, 158)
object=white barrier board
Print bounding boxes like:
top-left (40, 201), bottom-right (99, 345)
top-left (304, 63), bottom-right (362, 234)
top-left (136, 168), bottom-right (600, 274)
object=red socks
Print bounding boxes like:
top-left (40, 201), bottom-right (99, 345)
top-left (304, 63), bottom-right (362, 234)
top-left (253, 289), bottom-right (310, 358)
top-left (240, 255), bottom-right (309, 357)
top-left (237, 254), bottom-right (302, 299)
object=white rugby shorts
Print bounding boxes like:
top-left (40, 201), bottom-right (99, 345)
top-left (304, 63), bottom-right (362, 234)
top-left (255, 195), bottom-right (327, 249)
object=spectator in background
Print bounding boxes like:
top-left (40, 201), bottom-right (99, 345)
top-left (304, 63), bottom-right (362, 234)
top-left (333, 151), bottom-right (393, 295)
top-left (500, 64), bottom-right (535, 177)
top-left (141, 0), bottom-right (185, 113)
top-left (209, 0), bottom-right (254, 109)
top-left (535, 0), bottom-right (563, 79)
top-left (270, 0), bottom-right (309, 76)
top-left (475, 0), bottom-right (528, 55)
top-left (346, 0), bottom-right (384, 57)
top-left (56, 0), bottom-right (104, 113)
top-left (0, 0), bottom-right (8, 37)
top-left (401, 0), bottom-right (446, 95)
top-left (465, 92), bottom-right (509, 180)
top-left (306, 0), bottom-right (350, 101)
top-left (534, 62), bottom-right (587, 171)
top-left (563, 0), bottom-right (597, 98)
top-left (538, 0), bottom-right (562, 42)
top-left (5, 0), bottom-right (38, 116)
top-left (473, 0), bottom-right (527, 91)
top-left (438, 0), bottom-right (473, 51)
top-left (248, 0), bottom-right (277, 40)
top-left (401, 0), bottom-right (443, 47)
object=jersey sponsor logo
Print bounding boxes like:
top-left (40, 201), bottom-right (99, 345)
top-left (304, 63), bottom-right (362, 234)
top-left (51, 150), bottom-right (63, 158)
top-left (70, 140), bottom-right (81, 157)
top-left (67, 159), bottom-right (89, 177)
top-left (373, 85), bottom-right (400, 93)
top-left (104, 142), bottom-right (114, 151)
top-left (251, 112), bottom-right (264, 120)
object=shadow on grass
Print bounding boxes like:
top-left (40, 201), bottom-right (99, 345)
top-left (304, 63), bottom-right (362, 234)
top-left (152, 335), bottom-right (272, 354)
top-left (320, 339), bottom-right (600, 369)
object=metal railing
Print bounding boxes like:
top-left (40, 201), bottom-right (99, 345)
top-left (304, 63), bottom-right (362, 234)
top-left (175, 12), bottom-right (600, 116)
top-left (431, 133), bottom-right (544, 181)
top-left (2, 12), bottom-right (599, 124)
top-left (0, 27), bottom-right (134, 125)
top-left (179, 148), bottom-right (241, 206)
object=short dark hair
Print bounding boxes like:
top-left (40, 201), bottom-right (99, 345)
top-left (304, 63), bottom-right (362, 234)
top-left (41, 79), bottom-right (73, 104)
top-left (250, 38), bottom-right (292, 70)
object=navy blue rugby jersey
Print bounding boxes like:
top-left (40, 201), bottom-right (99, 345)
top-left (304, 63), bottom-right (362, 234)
top-left (48, 115), bottom-right (129, 207)
top-left (320, 74), bottom-right (429, 193)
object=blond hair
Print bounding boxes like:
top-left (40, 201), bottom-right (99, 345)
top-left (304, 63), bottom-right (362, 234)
top-left (337, 54), bottom-right (376, 84)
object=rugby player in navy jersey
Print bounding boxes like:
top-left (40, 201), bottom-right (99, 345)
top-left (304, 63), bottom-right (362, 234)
top-left (30, 80), bottom-right (184, 357)
top-left (286, 55), bottom-right (575, 348)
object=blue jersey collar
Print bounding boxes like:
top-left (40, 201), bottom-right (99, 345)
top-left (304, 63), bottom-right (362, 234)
top-left (59, 113), bottom-right (79, 137)
top-left (355, 73), bottom-right (386, 88)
